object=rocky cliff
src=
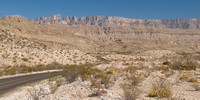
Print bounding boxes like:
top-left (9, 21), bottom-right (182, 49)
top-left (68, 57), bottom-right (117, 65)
top-left (32, 14), bottom-right (200, 29)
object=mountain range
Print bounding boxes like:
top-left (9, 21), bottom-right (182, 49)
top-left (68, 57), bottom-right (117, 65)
top-left (31, 14), bottom-right (200, 29)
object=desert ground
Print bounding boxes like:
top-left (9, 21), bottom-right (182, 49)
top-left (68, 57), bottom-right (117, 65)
top-left (0, 16), bottom-right (200, 100)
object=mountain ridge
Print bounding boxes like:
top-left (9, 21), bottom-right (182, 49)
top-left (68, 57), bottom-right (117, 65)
top-left (32, 14), bottom-right (200, 29)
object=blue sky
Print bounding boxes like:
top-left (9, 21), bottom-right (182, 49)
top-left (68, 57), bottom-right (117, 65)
top-left (0, 0), bottom-right (199, 19)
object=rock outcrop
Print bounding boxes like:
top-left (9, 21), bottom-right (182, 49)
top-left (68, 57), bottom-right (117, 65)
top-left (32, 14), bottom-right (200, 29)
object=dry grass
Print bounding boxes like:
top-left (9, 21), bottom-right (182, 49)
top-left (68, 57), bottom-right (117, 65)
top-left (188, 78), bottom-right (199, 83)
top-left (148, 77), bottom-right (172, 98)
top-left (179, 75), bottom-right (189, 81)
top-left (148, 87), bottom-right (172, 98)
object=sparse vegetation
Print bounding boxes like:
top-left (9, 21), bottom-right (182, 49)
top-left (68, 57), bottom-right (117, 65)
top-left (28, 84), bottom-right (45, 100)
top-left (196, 52), bottom-right (200, 55)
top-left (0, 62), bottom-right (66, 76)
top-left (177, 52), bottom-right (193, 56)
top-left (120, 66), bottom-right (143, 100)
top-left (48, 75), bottom-right (63, 94)
top-left (148, 77), bottom-right (172, 98)
top-left (61, 64), bottom-right (114, 97)
top-left (21, 57), bottom-right (29, 62)
top-left (188, 78), bottom-right (199, 83)
top-left (88, 79), bottom-right (107, 97)
top-left (191, 83), bottom-right (200, 91)
top-left (179, 74), bottom-right (189, 81)
top-left (170, 60), bottom-right (198, 70)
top-left (148, 87), bottom-right (172, 98)
top-left (116, 51), bottom-right (132, 55)
top-left (62, 64), bottom-right (84, 83)
top-left (121, 84), bottom-right (141, 100)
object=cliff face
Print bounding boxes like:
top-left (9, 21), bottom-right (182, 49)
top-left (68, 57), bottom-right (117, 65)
top-left (32, 14), bottom-right (200, 29)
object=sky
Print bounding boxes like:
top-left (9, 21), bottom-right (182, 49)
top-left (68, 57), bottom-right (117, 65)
top-left (0, 0), bottom-right (199, 19)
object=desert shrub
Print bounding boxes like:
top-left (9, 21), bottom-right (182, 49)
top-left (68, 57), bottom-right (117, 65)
top-left (28, 84), bottom-right (45, 100)
top-left (0, 62), bottom-right (63, 77)
top-left (135, 57), bottom-right (145, 61)
top-left (81, 66), bottom-right (112, 88)
top-left (149, 87), bottom-right (172, 98)
top-left (127, 74), bottom-right (143, 86)
top-left (123, 66), bottom-right (137, 74)
top-left (188, 78), bottom-right (199, 83)
top-left (179, 75), bottom-right (189, 81)
top-left (46, 62), bottom-right (63, 70)
top-left (48, 82), bottom-right (59, 94)
top-left (120, 66), bottom-right (143, 100)
top-left (163, 61), bottom-right (171, 65)
top-left (0, 71), bottom-right (2, 77)
top-left (48, 74), bottom-right (63, 94)
top-left (161, 66), bottom-right (170, 72)
top-left (121, 84), bottom-right (141, 100)
top-left (88, 79), bottom-right (107, 97)
top-left (19, 63), bottom-right (28, 67)
top-left (116, 51), bottom-right (132, 55)
top-left (21, 58), bottom-right (29, 62)
top-left (177, 52), bottom-right (193, 56)
top-left (124, 66), bottom-right (144, 86)
top-left (87, 71), bottom-right (110, 97)
top-left (148, 77), bottom-right (172, 98)
top-left (191, 83), bottom-right (200, 91)
top-left (171, 60), bottom-right (197, 70)
top-left (170, 61), bottom-right (182, 70)
top-left (62, 65), bottom-right (84, 83)
top-left (162, 68), bottom-right (174, 77)
top-left (3, 67), bottom-right (17, 75)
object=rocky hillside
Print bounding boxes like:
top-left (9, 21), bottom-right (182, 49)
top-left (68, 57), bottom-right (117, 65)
top-left (1, 16), bottom-right (200, 54)
top-left (32, 14), bottom-right (200, 29)
top-left (0, 17), bottom-right (99, 68)
top-left (66, 25), bottom-right (200, 43)
top-left (0, 29), bottom-right (97, 68)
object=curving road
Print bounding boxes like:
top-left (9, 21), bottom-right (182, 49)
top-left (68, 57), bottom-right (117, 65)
top-left (0, 71), bottom-right (62, 96)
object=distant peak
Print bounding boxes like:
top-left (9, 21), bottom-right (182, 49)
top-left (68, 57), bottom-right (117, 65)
top-left (50, 14), bottom-right (61, 20)
top-left (1, 15), bottom-right (24, 19)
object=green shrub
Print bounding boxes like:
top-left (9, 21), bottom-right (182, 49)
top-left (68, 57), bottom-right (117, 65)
top-left (4, 67), bottom-right (17, 75)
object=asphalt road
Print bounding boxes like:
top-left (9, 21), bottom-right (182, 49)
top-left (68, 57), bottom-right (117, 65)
top-left (0, 71), bottom-right (61, 96)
